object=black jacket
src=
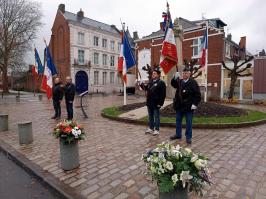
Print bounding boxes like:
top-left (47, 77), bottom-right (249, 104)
top-left (52, 83), bottom-right (63, 101)
top-left (145, 78), bottom-right (166, 108)
top-left (171, 77), bottom-right (201, 112)
top-left (64, 83), bottom-right (75, 101)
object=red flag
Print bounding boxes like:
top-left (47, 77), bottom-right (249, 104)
top-left (32, 66), bottom-right (38, 78)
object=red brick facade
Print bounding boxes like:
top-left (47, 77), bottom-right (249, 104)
top-left (49, 10), bottom-right (71, 83)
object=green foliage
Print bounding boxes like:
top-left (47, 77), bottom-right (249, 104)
top-left (102, 107), bottom-right (123, 117)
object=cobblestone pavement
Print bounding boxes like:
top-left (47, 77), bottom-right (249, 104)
top-left (1, 94), bottom-right (266, 199)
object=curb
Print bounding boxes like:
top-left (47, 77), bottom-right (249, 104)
top-left (0, 140), bottom-right (86, 199)
top-left (101, 112), bottom-right (266, 129)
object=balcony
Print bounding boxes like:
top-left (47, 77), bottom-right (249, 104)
top-left (73, 59), bottom-right (91, 68)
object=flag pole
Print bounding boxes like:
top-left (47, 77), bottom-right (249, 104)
top-left (122, 22), bottom-right (127, 105)
top-left (204, 20), bottom-right (208, 102)
top-left (33, 46), bottom-right (36, 96)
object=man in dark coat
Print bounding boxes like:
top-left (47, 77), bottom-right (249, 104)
top-left (51, 77), bottom-right (63, 119)
top-left (170, 67), bottom-right (201, 144)
top-left (64, 76), bottom-right (75, 120)
top-left (143, 67), bottom-right (166, 136)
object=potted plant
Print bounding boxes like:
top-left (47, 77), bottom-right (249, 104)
top-left (142, 142), bottom-right (211, 199)
top-left (52, 120), bottom-right (85, 170)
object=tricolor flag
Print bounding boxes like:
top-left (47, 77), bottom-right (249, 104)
top-left (159, 3), bottom-right (178, 74)
top-left (200, 28), bottom-right (208, 68)
top-left (34, 48), bottom-right (44, 74)
top-left (42, 46), bottom-right (57, 99)
top-left (118, 30), bottom-right (136, 83)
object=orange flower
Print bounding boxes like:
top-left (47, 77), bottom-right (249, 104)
top-left (64, 126), bottom-right (72, 134)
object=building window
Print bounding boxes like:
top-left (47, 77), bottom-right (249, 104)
top-left (110, 72), bottom-right (115, 84)
top-left (94, 71), bottom-right (99, 85)
top-left (192, 37), bottom-right (204, 57)
top-left (110, 55), bottom-right (115, 66)
top-left (102, 54), bottom-right (107, 66)
top-left (102, 39), bottom-right (107, 48)
top-left (93, 52), bottom-right (99, 65)
top-left (103, 72), bottom-right (107, 85)
top-left (94, 36), bottom-right (99, 46)
top-left (78, 50), bottom-right (84, 64)
top-left (78, 32), bottom-right (84, 45)
top-left (226, 43), bottom-right (231, 58)
top-left (110, 41), bottom-right (115, 51)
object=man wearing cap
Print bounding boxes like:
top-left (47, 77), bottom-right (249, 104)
top-left (143, 67), bottom-right (166, 135)
top-left (170, 67), bottom-right (201, 144)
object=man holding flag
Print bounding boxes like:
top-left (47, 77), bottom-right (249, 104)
top-left (118, 24), bottom-right (136, 105)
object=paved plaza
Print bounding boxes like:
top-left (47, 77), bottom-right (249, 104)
top-left (1, 94), bottom-right (266, 199)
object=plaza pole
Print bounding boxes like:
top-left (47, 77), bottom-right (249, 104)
top-left (204, 20), bottom-right (209, 103)
top-left (123, 81), bottom-right (126, 105)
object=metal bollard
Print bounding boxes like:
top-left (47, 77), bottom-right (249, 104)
top-left (16, 95), bottom-right (20, 102)
top-left (17, 121), bottom-right (33, 144)
top-left (0, 114), bottom-right (8, 131)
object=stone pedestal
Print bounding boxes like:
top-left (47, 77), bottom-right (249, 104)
top-left (60, 140), bottom-right (80, 170)
top-left (0, 114), bottom-right (8, 131)
top-left (16, 95), bottom-right (20, 102)
top-left (38, 95), bottom-right (43, 101)
top-left (18, 122), bottom-right (33, 144)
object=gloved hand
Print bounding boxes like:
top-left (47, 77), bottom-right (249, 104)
top-left (174, 72), bottom-right (180, 80)
top-left (191, 104), bottom-right (197, 110)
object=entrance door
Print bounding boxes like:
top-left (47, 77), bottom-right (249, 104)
top-left (75, 71), bottom-right (88, 94)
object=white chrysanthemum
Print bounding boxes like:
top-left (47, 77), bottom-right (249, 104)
top-left (71, 129), bottom-right (79, 138)
top-left (194, 159), bottom-right (208, 170)
top-left (183, 148), bottom-right (192, 155)
top-left (172, 174), bottom-right (179, 185)
top-left (180, 171), bottom-right (193, 188)
top-left (165, 161), bottom-right (173, 171)
top-left (191, 154), bottom-right (198, 163)
top-left (158, 152), bottom-right (165, 159)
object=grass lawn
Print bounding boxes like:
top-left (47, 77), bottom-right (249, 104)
top-left (102, 106), bottom-right (266, 124)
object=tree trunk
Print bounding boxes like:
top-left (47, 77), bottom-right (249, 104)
top-left (2, 66), bottom-right (9, 93)
top-left (228, 75), bottom-right (237, 100)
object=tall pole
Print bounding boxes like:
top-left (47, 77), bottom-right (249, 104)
top-left (122, 23), bottom-right (127, 105)
top-left (204, 20), bottom-right (209, 102)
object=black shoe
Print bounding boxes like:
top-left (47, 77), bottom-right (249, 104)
top-left (186, 139), bottom-right (192, 144)
top-left (170, 135), bottom-right (182, 140)
top-left (51, 116), bottom-right (57, 119)
top-left (55, 116), bottom-right (61, 120)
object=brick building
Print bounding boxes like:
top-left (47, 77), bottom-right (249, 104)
top-left (49, 4), bottom-right (124, 94)
top-left (135, 17), bottom-right (252, 100)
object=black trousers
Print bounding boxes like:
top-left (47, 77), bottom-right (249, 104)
top-left (53, 100), bottom-right (61, 117)
top-left (66, 101), bottom-right (73, 120)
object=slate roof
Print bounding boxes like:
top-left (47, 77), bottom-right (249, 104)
top-left (63, 11), bottom-right (120, 35)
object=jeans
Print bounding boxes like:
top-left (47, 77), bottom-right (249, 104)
top-left (147, 106), bottom-right (160, 131)
top-left (66, 101), bottom-right (73, 120)
top-left (53, 100), bottom-right (61, 117)
top-left (176, 110), bottom-right (193, 140)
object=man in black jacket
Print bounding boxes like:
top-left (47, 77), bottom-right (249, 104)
top-left (143, 67), bottom-right (166, 136)
top-left (51, 77), bottom-right (63, 119)
top-left (64, 76), bottom-right (75, 120)
top-left (170, 67), bottom-right (201, 144)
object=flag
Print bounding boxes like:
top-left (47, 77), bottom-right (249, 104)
top-left (34, 48), bottom-right (44, 74)
top-left (45, 47), bottom-right (57, 76)
top-left (118, 30), bottom-right (136, 83)
top-left (41, 46), bottom-right (57, 99)
top-left (200, 28), bottom-right (208, 67)
top-left (159, 3), bottom-right (178, 74)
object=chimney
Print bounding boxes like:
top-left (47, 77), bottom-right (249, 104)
top-left (58, 4), bottom-right (65, 13)
top-left (227, 33), bottom-right (232, 41)
top-left (77, 9), bottom-right (84, 18)
top-left (133, 31), bottom-right (139, 40)
top-left (239, 36), bottom-right (246, 49)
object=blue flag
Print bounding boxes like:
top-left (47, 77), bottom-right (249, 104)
top-left (45, 47), bottom-right (57, 76)
top-left (34, 48), bottom-right (44, 74)
top-left (123, 31), bottom-right (136, 69)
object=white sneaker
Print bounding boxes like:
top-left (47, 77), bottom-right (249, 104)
top-left (152, 130), bottom-right (159, 136)
top-left (145, 128), bottom-right (153, 134)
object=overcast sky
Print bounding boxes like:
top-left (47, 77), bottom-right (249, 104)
top-left (30, 0), bottom-right (266, 64)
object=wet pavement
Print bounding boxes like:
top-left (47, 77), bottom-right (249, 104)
top-left (0, 93), bottom-right (266, 199)
top-left (0, 151), bottom-right (64, 199)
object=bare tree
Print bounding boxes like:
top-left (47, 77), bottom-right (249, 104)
top-left (221, 54), bottom-right (254, 99)
top-left (183, 58), bottom-right (202, 79)
top-left (0, 0), bottom-right (42, 93)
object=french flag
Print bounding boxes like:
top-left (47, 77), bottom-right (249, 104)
top-left (200, 28), bottom-right (208, 68)
top-left (118, 30), bottom-right (136, 83)
top-left (160, 3), bottom-right (178, 74)
top-left (42, 46), bottom-right (57, 99)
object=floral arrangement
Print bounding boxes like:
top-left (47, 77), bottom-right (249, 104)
top-left (52, 120), bottom-right (85, 144)
top-left (142, 142), bottom-right (211, 196)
